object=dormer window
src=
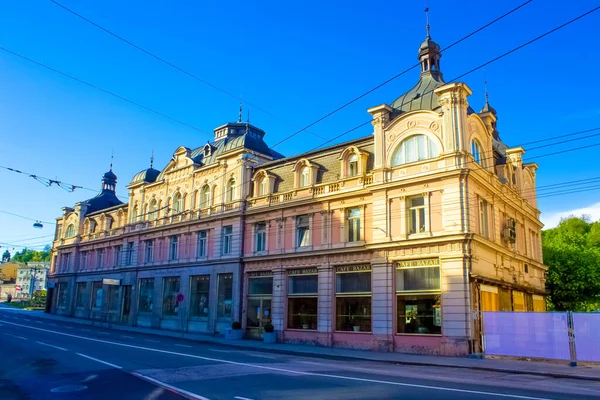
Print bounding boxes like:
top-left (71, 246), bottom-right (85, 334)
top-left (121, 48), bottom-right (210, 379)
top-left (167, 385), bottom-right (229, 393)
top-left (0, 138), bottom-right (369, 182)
top-left (292, 159), bottom-right (317, 189)
top-left (348, 154), bottom-right (358, 177)
top-left (203, 144), bottom-right (211, 157)
top-left (300, 167), bottom-right (309, 187)
top-left (258, 177), bottom-right (267, 196)
top-left (339, 146), bottom-right (366, 179)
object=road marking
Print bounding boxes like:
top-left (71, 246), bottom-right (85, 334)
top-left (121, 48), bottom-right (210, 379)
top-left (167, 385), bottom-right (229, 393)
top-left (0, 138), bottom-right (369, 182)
top-left (4, 333), bottom-right (27, 340)
top-left (175, 344), bottom-right (192, 348)
top-left (64, 326), bottom-right (73, 329)
top-left (132, 372), bottom-right (210, 400)
top-left (23, 318), bottom-right (31, 321)
top-left (49, 323), bottom-right (57, 326)
top-left (208, 349), bottom-right (231, 353)
top-left (0, 320), bottom-right (552, 400)
top-left (145, 339), bottom-right (159, 343)
top-left (121, 335), bottom-right (134, 339)
top-left (36, 341), bottom-right (67, 351)
top-left (98, 332), bottom-right (109, 335)
top-left (241, 352), bottom-right (277, 359)
top-left (34, 320), bottom-right (42, 324)
top-left (234, 397), bottom-right (255, 400)
top-left (77, 353), bottom-right (122, 369)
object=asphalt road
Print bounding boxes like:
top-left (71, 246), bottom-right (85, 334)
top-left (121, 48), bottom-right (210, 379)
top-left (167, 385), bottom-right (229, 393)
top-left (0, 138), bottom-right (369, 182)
top-left (1, 307), bottom-right (599, 400)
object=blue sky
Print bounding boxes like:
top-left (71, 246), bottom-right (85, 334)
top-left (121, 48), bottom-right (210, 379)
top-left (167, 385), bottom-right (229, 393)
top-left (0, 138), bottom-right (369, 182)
top-left (1, 0), bottom-right (599, 251)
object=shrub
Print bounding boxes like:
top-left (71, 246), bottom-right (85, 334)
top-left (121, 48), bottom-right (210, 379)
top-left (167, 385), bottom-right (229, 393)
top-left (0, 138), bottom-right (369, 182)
top-left (263, 322), bottom-right (274, 333)
top-left (231, 321), bottom-right (242, 330)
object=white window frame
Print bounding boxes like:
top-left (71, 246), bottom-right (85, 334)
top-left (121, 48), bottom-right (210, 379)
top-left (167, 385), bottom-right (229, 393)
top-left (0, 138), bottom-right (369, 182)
top-left (296, 215), bottom-right (310, 248)
top-left (300, 166), bottom-right (310, 188)
top-left (222, 226), bottom-right (233, 255)
top-left (145, 240), bottom-right (153, 263)
top-left (479, 198), bottom-right (489, 238)
top-left (255, 222), bottom-right (267, 252)
top-left (391, 135), bottom-right (440, 166)
top-left (226, 179), bottom-right (236, 202)
top-left (197, 230), bottom-right (208, 258)
top-left (347, 207), bottom-right (361, 242)
top-left (172, 193), bottom-right (183, 214)
top-left (169, 236), bottom-right (179, 261)
top-left (348, 154), bottom-right (358, 177)
top-left (408, 196), bottom-right (427, 235)
top-left (471, 140), bottom-right (483, 166)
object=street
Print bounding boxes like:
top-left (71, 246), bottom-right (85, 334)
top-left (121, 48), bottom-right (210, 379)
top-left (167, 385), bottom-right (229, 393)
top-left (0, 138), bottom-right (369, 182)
top-left (0, 308), bottom-right (598, 399)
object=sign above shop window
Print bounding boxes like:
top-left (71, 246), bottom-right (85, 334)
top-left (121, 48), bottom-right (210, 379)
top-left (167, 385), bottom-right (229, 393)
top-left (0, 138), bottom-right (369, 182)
top-left (102, 278), bottom-right (120, 286)
top-left (248, 271), bottom-right (273, 278)
top-left (336, 265), bottom-right (371, 273)
top-left (288, 268), bottom-right (318, 276)
top-left (396, 259), bottom-right (439, 268)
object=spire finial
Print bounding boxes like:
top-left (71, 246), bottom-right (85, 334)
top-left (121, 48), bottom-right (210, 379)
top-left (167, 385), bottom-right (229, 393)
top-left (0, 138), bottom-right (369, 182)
top-left (484, 69), bottom-right (489, 104)
top-left (238, 97), bottom-right (243, 123)
top-left (150, 149), bottom-right (154, 169)
top-left (247, 110), bottom-right (251, 124)
top-left (425, 3), bottom-right (430, 37)
top-left (110, 148), bottom-right (114, 171)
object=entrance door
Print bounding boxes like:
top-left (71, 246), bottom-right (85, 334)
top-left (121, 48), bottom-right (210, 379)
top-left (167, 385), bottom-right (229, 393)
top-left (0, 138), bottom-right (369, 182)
top-left (246, 298), bottom-right (272, 338)
top-left (107, 285), bottom-right (121, 323)
top-left (121, 285), bottom-right (132, 324)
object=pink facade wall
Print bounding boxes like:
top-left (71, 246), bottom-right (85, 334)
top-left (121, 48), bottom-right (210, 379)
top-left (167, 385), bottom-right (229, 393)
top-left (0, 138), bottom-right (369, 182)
top-left (390, 199), bottom-right (401, 239)
top-left (243, 224), bottom-right (252, 254)
top-left (268, 222), bottom-right (278, 252)
top-left (284, 219), bottom-right (293, 250)
top-left (331, 210), bottom-right (341, 244)
top-left (364, 205), bottom-right (372, 242)
top-left (430, 191), bottom-right (443, 233)
top-left (312, 212), bottom-right (322, 247)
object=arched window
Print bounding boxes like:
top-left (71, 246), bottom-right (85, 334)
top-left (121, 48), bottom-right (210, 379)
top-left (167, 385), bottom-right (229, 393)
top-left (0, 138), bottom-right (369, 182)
top-left (132, 204), bottom-right (139, 223)
top-left (226, 178), bottom-right (235, 202)
top-left (149, 199), bottom-right (158, 221)
top-left (391, 135), bottom-right (440, 166)
top-left (471, 140), bottom-right (483, 166)
top-left (300, 166), bottom-right (310, 187)
top-left (172, 192), bottom-right (183, 214)
top-left (348, 154), bottom-right (358, 177)
top-left (200, 185), bottom-right (210, 209)
top-left (65, 224), bottom-right (75, 238)
top-left (258, 177), bottom-right (267, 196)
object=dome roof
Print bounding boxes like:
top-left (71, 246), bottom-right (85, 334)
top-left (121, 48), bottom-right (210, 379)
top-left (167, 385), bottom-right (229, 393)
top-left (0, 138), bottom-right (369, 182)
top-left (419, 36), bottom-right (441, 53)
top-left (130, 168), bottom-right (160, 185)
top-left (480, 100), bottom-right (497, 115)
top-left (390, 71), bottom-right (446, 113)
top-left (102, 170), bottom-right (117, 181)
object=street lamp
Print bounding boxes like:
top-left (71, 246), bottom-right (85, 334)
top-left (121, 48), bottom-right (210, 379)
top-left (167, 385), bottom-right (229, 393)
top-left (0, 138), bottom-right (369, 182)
top-left (33, 221), bottom-right (43, 229)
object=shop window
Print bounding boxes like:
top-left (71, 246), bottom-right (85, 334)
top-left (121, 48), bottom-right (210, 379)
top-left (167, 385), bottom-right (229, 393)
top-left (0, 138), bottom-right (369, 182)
top-left (408, 196), bottom-right (427, 234)
top-left (190, 275), bottom-right (210, 317)
top-left (145, 240), bottom-right (153, 263)
top-left (57, 282), bottom-right (68, 309)
top-left (90, 281), bottom-right (103, 310)
top-left (479, 199), bottom-right (489, 238)
top-left (532, 294), bottom-right (546, 312)
top-left (248, 277), bottom-right (273, 296)
top-left (347, 208), bottom-right (361, 242)
top-left (169, 236), bottom-right (179, 261)
top-left (197, 230), bottom-right (208, 258)
top-left (471, 140), bottom-right (483, 166)
top-left (138, 278), bottom-right (154, 313)
top-left (396, 260), bottom-right (441, 335)
top-left (512, 291), bottom-right (526, 312)
top-left (296, 215), bottom-right (310, 247)
top-left (75, 282), bottom-right (86, 308)
top-left (335, 266), bottom-right (371, 332)
top-left (480, 285), bottom-right (499, 312)
top-left (255, 222), bottom-right (266, 252)
top-left (391, 135), bottom-right (440, 166)
top-left (222, 226), bottom-right (233, 255)
top-left (288, 271), bottom-right (318, 330)
top-left (217, 273), bottom-right (233, 319)
top-left (162, 276), bottom-right (180, 316)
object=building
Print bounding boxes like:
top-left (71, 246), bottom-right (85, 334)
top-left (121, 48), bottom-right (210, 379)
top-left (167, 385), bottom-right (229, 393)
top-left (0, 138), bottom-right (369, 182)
top-left (15, 262), bottom-right (50, 298)
top-left (48, 30), bottom-right (546, 356)
top-left (0, 279), bottom-right (17, 300)
top-left (0, 262), bottom-right (19, 281)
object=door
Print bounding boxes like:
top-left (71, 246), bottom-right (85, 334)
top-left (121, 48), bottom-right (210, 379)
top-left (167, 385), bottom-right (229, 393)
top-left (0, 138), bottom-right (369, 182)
top-left (107, 285), bottom-right (121, 323)
top-left (246, 298), bottom-right (272, 338)
top-left (121, 285), bottom-right (132, 324)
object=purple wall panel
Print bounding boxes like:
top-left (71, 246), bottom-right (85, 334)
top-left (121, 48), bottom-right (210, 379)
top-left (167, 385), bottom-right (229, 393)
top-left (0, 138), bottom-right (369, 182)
top-left (483, 312), bottom-right (570, 360)
top-left (573, 313), bottom-right (600, 362)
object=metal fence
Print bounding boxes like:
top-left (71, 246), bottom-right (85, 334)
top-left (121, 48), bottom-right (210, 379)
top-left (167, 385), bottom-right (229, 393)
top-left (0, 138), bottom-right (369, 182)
top-left (483, 311), bottom-right (600, 364)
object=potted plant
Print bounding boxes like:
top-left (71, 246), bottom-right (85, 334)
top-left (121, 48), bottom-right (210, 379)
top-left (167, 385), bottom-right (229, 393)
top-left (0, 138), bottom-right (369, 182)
top-left (301, 313), bottom-right (310, 330)
top-left (225, 321), bottom-right (243, 340)
top-left (263, 322), bottom-right (277, 344)
top-left (350, 315), bottom-right (360, 332)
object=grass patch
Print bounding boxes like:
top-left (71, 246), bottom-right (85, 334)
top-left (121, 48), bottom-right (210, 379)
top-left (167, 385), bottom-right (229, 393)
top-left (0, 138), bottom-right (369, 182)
top-left (3, 300), bottom-right (45, 310)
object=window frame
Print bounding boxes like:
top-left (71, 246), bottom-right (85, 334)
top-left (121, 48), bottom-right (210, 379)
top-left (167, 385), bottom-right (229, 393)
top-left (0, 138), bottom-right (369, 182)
top-left (226, 178), bottom-right (236, 203)
top-left (145, 240), bottom-right (153, 263)
top-left (408, 196), bottom-right (427, 235)
top-left (65, 224), bottom-right (75, 238)
top-left (169, 236), bottom-right (179, 261)
top-left (162, 276), bottom-right (180, 317)
top-left (391, 134), bottom-right (440, 167)
top-left (172, 192), bottom-right (183, 214)
top-left (347, 207), bottom-right (361, 242)
top-left (255, 222), bottom-right (267, 252)
top-left (334, 266), bottom-right (372, 333)
top-left (200, 185), bottom-right (211, 209)
top-left (287, 269), bottom-right (318, 330)
top-left (189, 275), bottom-right (210, 318)
top-left (96, 248), bottom-right (104, 269)
top-left (296, 215), bottom-right (310, 248)
top-left (299, 166), bottom-right (310, 188)
top-left (216, 273), bottom-right (233, 319)
top-left (471, 140), bottom-right (484, 166)
top-left (138, 278), bottom-right (154, 314)
top-left (222, 225), bottom-right (233, 255)
top-left (348, 154), bottom-right (359, 177)
top-left (197, 230), bottom-right (208, 258)
top-left (479, 198), bottom-right (489, 238)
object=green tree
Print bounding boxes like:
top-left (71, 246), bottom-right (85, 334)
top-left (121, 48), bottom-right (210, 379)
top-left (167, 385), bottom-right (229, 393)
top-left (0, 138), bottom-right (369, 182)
top-left (543, 217), bottom-right (600, 311)
top-left (11, 247), bottom-right (51, 263)
top-left (1, 250), bottom-right (10, 263)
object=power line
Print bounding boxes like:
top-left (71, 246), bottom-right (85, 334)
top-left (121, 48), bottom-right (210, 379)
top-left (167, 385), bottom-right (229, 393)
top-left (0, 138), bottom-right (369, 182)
top-left (0, 234), bottom-right (54, 244)
top-left (49, 0), bottom-right (328, 141)
top-left (0, 46), bottom-right (210, 136)
top-left (0, 210), bottom-right (56, 225)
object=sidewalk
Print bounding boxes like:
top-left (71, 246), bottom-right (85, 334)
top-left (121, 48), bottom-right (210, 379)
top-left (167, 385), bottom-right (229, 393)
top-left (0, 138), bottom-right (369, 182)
top-left (3, 306), bottom-right (600, 382)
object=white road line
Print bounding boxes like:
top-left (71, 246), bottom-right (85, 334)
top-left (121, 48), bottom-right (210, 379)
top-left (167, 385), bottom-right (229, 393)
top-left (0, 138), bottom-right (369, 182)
top-left (145, 339), bottom-right (159, 343)
top-left (64, 326), bottom-right (73, 329)
top-left (34, 320), bottom-right (42, 323)
top-left (241, 353), bottom-right (277, 359)
top-left (98, 332), bottom-right (109, 335)
top-left (36, 341), bottom-right (67, 351)
top-left (49, 323), bottom-right (57, 326)
top-left (121, 335), bottom-right (134, 339)
top-left (132, 372), bottom-right (210, 400)
top-left (0, 320), bottom-right (552, 400)
top-left (174, 344), bottom-right (192, 348)
top-left (23, 318), bottom-right (31, 321)
top-left (207, 349), bottom-right (231, 353)
top-left (77, 353), bottom-right (122, 369)
top-left (4, 333), bottom-right (27, 340)
top-left (234, 397), bottom-right (255, 400)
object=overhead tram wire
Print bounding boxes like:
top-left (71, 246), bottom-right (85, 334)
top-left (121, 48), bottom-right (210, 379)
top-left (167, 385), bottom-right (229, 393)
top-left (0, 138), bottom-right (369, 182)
top-left (0, 210), bottom-right (56, 225)
top-left (49, 0), bottom-right (328, 141)
top-left (0, 47), bottom-right (210, 137)
top-left (270, 0), bottom-right (534, 148)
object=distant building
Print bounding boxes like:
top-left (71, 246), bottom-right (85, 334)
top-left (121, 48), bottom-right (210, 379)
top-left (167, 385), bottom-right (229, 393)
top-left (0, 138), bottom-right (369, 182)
top-left (0, 262), bottom-right (19, 281)
top-left (15, 262), bottom-right (50, 298)
top-left (48, 29), bottom-right (546, 355)
top-left (0, 279), bottom-right (17, 300)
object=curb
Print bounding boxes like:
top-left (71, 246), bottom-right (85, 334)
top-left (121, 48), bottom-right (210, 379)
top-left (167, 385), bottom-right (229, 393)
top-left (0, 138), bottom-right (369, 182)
top-left (4, 308), bottom-right (600, 383)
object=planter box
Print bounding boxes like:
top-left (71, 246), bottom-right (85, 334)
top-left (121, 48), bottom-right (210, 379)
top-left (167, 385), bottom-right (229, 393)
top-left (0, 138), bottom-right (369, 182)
top-left (263, 331), bottom-right (277, 344)
top-left (224, 329), bottom-right (243, 340)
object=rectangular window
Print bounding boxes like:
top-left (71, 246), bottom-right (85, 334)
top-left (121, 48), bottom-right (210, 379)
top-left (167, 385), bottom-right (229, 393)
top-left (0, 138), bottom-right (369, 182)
top-left (347, 208), bottom-right (361, 242)
top-left (114, 245), bottom-right (122, 267)
top-left (288, 271), bottom-right (318, 330)
top-left (408, 196), bottom-right (426, 234)
top-left (80, 252), bottom-right (87, 270)
top-left (396, 259), bottom-right (441, 335)
top-left (512, 291), bottom-right (526, 312)
top-left (296, 215), bottom-right (310, 247)
top-left (479, 199), bottom-right (489, 238)
top-left (217, 273), bottom-right (233, 319)
top-left (96, 249), bottom-right (104, 269)
top-left (335, 267), bottom-right (371, 332)
top-left (480, 285), bottom-right (499, 312)
top-left (62, 253), bottom-right (70, 271)
top-left (145, 240), bottom-right (153, 263)
top-left (169, 236), bottom-right (179, 261)
top-left (248, 277), bottom-right (273, 295)
top-left (125, 242), bottom-right (134, 266)
top-left (532, 294), bottom-right (546, 312)
top-left (90, 281), bottom-right (103, 309)
top-left (222, 226), bottom-right (233, 255)
top-left (162, 276), bottom-right (180, 316)
top-left (75, 282), bottom-right (86, 308)
top-left (348, 154), bottom-right (358, 177)
top-left (255, 222), bottom-right (266, 252)
top-left (138, 278), bottom-right (154, 313)
top-left (57, 282), bottom-right (68, 308)
top-left (190, 275), bottom-right (210, 317)
top-left (197, 230), bottom-right (208, 258)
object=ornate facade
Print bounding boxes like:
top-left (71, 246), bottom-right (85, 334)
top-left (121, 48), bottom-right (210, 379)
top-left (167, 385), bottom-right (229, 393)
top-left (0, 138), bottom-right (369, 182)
top-left (48, 32), bottom-right (546, 355)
